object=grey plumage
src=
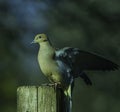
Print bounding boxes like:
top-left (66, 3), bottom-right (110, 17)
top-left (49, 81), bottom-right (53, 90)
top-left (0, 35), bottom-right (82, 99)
top-left (55, 47), bottom-right (118, 85)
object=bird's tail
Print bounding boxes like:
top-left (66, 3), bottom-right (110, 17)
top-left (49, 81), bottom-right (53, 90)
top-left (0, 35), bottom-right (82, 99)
top-left (64, 85), bottom-right (72, 112)
top-left (80, 72), bottom-right (92, 85)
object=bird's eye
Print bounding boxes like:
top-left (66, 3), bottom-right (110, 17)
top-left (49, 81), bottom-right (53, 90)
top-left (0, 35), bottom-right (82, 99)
top-left (39, 36), bottom-right (42, 38)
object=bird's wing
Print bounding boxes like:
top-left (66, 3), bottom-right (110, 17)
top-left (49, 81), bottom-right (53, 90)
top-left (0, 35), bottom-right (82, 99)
top-left (55, 47), bottom-right (119, 72)
top-left (55, 47), bottom-right (78, 69)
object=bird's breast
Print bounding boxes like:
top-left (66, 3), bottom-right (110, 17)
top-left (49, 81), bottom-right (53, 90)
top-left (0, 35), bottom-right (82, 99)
top-left (38, 51), bottom-right (63, 83)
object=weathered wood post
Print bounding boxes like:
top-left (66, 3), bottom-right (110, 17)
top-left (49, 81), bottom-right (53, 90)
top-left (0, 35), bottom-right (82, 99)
top-left (17, 86), bottom-right (66, 112)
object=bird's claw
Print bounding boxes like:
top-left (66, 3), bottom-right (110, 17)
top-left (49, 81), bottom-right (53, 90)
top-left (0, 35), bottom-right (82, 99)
top-left (41, 83), bottom-right (61, 91)
top-left (41, 83), bottom-right (57, 87)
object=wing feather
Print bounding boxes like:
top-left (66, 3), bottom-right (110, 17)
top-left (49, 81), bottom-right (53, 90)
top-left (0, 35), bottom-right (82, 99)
top-left (55, 47), bottom-right (119, 72)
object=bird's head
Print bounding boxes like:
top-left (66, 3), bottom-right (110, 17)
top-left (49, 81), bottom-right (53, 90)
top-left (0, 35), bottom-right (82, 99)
top-left (32, 34), bottom-right (48, 44)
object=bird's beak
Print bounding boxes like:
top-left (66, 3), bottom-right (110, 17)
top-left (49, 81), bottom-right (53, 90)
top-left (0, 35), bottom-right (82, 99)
top-left (31, 40), bottom-right (36, 44)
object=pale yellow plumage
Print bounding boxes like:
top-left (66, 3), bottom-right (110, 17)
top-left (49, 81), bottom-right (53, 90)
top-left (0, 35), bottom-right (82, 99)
top-left (33, 34), bottom-right (63, 85)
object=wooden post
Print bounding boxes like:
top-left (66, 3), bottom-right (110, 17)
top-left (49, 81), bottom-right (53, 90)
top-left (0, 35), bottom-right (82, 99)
top-left (17, 86), bottom-right (65, 112)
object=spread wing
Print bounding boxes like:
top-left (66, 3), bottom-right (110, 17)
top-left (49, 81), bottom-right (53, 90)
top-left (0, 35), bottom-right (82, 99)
top-left (55, 47), bottom-right (119, 72)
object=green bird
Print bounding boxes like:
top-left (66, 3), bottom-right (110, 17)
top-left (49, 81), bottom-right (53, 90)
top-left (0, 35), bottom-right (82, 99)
top-left (32, 33), bottom-right (119, 112)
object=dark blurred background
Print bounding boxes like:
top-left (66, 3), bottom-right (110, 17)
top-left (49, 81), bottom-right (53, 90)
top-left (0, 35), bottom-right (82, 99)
top-left (0, 0), bottom-right (120, 112)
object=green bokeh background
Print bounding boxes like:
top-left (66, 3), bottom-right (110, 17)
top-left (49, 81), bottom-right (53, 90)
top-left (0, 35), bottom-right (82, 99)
top-left (0, 0), bottom-right (120, 112)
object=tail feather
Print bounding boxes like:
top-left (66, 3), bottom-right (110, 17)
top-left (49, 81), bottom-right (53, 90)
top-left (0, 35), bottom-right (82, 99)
top-left (64, 85), bottom-right (72, 112)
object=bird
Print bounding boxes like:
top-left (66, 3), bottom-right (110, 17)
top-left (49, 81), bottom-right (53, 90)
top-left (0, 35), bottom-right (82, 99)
top-left (32, 33), bottom-right (119, 112)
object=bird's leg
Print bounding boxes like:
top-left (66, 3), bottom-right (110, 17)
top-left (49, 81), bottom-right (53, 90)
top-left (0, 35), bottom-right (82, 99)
top-left (41, 82), bottom-right (61, 91)
top-left (48, 78), bottom-right (61, 89)
top-left (41, 78), bottom-right (56, 86)
top-left (46, 83), bottom-right (58, 90)
top-left (42, 82), bottom-right (61, 91)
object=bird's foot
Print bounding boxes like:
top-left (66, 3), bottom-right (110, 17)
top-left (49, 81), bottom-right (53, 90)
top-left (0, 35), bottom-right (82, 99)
top-left (41, 83), bottom-right (58, 86)
top-left (41, 83), bottom-right (56, 87)
top-left (41, 83), bottom-right (61, 90)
